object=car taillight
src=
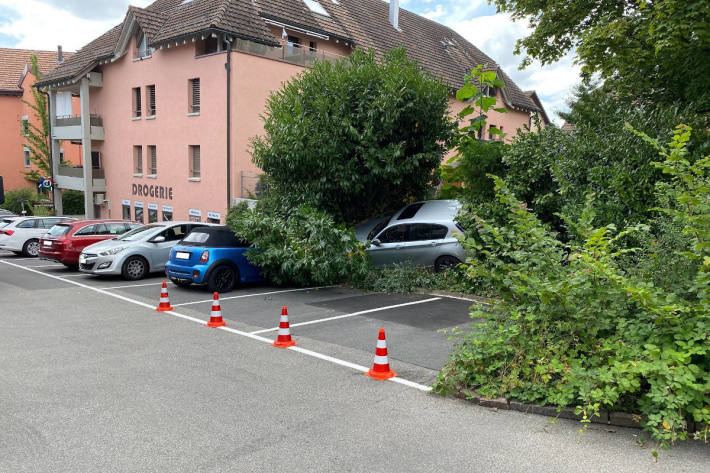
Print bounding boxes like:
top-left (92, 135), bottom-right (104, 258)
top-left (200, 250), bottom-right (209, 263)
top-left (0, 229), bottom-right (13, 236)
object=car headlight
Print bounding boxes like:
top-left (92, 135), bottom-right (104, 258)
top-left (100, 246), bottom-right (127, 256)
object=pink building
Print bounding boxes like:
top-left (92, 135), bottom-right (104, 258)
top-left (36, 0), bottom-right (547, 222)
top-left (0, 47), bottom-right (81, 193)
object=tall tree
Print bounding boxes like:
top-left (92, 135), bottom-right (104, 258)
top-left (493, 0), bottom-right (710, 110)
top-left (22, 54), bottom-right (52, 184)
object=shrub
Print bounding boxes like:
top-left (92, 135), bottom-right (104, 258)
top-left (62, 190), bottom-right (85, 215)
top-left (434, 126), bottom-right (709, 447)
top-left (227, 202), bottom-right (369, 286)
top-left (1, 188), bottom-right (42, 215)
top-left (351, 264), bottom-right (488, 295)
top-left (251, 48), bottom-right (453, 225)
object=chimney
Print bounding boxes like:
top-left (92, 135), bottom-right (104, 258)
top-left (57, 45), bottom-right (63, 63)
top-left (389, 0), bottom-right (399, 30)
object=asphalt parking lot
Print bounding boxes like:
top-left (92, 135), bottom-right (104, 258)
top-left (0, 251), bottom-right (479, 385)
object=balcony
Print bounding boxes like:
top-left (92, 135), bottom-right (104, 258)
top-left (56, 166), bottom-right (106, 192)
top-left (53, 114), bottom-right (104, 141)
top-left (232, 38), bottom-right (344, 68)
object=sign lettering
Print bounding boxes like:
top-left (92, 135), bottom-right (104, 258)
top-left (132, 183), bottom-right (173, 200)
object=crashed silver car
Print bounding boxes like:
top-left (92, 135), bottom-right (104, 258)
top-left (355, 200), bottom-right (466, 271)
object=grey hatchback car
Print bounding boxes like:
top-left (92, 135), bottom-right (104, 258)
top-left (355, 200), bottom-right (466, 271)
top-left (79, 221), bottom-right (213, 280)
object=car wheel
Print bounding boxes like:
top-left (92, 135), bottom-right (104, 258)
top-left (435, 255), bottom-right (461, 272)
top-left (122, 256), bottom-right (148, 281)
top-left (22, 239), bottom-right (40, 257)
top-left (170, 278), bottom-right (192, 288)
top-left (207, 265), bottom-right (237, 293)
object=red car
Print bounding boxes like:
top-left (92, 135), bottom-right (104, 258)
top-left (39, 220), bottom-right (142, 268)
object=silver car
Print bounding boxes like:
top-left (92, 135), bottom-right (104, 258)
top-left (79, 221), bottom-right (213, 280)
top-left (355, 200), bottom-right (466, 271)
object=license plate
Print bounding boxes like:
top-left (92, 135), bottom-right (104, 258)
top-left (43, 240), bottom-right (52, 246)
top-left (175, 251), bottom-right (190, 260)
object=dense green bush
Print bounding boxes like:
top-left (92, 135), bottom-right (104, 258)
top-left (251, 48), bottom-right (453, 225)
top-left (0, 188), bottom-right (43, 215)
top-left (61, 190), bottom-right (85, 215)
top-left (434, 126), bottom-right (709, 446)
top-left (227, 201), bottom-right (369, 286)
top-left (351, 264), bottom-right (489, 296)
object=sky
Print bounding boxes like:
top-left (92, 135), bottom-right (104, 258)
top-left (0, 0), bottom-right (580, 123)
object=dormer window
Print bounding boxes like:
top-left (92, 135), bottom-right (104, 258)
top-left (136, 33), bottom-right (152, 59)
top-left (303, 0), bottom-right (330, 16)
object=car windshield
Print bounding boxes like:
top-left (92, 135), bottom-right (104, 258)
top-left (367, 216), bottom-right (391, 241)
top-left (116, 224), bottom-right (159, 241)
top-left (47, 224), bottom-right (72, 236)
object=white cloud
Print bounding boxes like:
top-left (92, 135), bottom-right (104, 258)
top-left (421, 5), bottom-right (445, 20)
top-left (450, 13), bottom-right (581, 124)
top-left (0, 0), bottom-right (152, 51)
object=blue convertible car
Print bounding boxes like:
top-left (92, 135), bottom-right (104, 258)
top-left (165, 226), bottom-right (263, 292)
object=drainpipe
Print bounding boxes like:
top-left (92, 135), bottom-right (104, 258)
top-left (224, 36), bottom-right (232, 213)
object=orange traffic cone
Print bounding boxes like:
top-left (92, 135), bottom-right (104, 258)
top-left (272, 306), bottom-right (296, 348)
top-left (206, 292), bottom-right (227, 327)
top-left (365, 328), bottom-right (396, 380)
top-left (155, 281), bottom-right (174, 311)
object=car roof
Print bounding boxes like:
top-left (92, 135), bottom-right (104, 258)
top-left (61, 219), bottom-right (129, 227)
top-left (391, 200), bottom-right (461, 223)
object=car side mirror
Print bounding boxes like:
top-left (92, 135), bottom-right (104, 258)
top-left (372, 239), bottom-right (382, 246)
top-left (152, 236), bottom-right (166, 243)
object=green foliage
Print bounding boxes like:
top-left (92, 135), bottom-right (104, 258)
top-left (251, 48), bottom-right (453, 225)
top-left (501, 84), bottom-right (709, 235)
top-left (1, 188), bottom-right (42, 215)
top-left (61, 190), bottom-right (85, 215)
top-left (434, 126), bottom-right (710, 447)
top-left (22, 55), bottom-right (52, 183)
top-left (493, 0), bottom-right (710, 110)
top-left (351, 264), bottom-right (488, 295)
top-left (226, 201), bottom-right (369, 286)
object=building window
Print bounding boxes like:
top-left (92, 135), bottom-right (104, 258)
top-left (309, 41), bottom-right (317, 51)
top-left (189, 78), bottom-right (200, 114)
top-left (147, 84), bottom-right (156, 117)
top-left (23, 147), bottom-right (31, 167)
top-left (488, 125), bottom-right (496, 141)
top-left (122, 202), bottom-right (131, 220)
top-left (59, 148), bottom-right (65, 163)
top-left (484, 86), bottom-right (496, 97)
top-left (132, 87), bottom-right (141, 118)
top-left (189, 145), bottom-right (200, 178)
top-left (162, 206), bottom-right (173, 221)
top-left (196, 36), bottom-right (220, 56)
top-left (135, 204), bottom-right (144, 223)
top-left (303, 0), bottom-right (330, 16)
top-left (21, 115), bottom-right (29, 135)
top-left (148, 206), bottom-right (158, 223)
top-left (499, 126), bottom-right (504, 139)
top-left (56, 92), bottom-right (73, 117)
top-left (136, 33), bottom-right (152, 59)
top-left (148, 145), bottom-right (157, 175)
top-left (91, 151), bottom-right (101, 169)
top-left (133, 146), bottom-right (143, 174)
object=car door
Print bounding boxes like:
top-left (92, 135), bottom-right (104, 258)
top-left (398, 223), bottom-right (450, 266)
top-left (69, 224), bottom-right (99, 261)
top-left (147, 224), bottom-right (190, 270)
top-left (368, 224), bottom-right (410, 266)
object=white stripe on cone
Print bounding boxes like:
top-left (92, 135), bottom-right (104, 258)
top-left (373, 355), bottom-right (389, 365)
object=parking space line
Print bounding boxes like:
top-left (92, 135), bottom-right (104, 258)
top-left (249, 298), bottom-right (442, 334)
top-left (44, 273), bottom-right (88, 278)
top-left (171, 287), bottom-right (330, 307)
top-left (25, 264), bottom-right (64, 268)
top-left (1, 260), bottom-right (432, 393)
top-left (102, 281), bottom-right (171, 290)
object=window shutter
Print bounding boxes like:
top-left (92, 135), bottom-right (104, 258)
top-left (192, 146), bottom-right (200, 177)
top-left (134, 88), bottom-right (141, 117)
top-left (148, 85), bottom-right (156, 116)
top-left (192, 79), bottom-right (200, 113)
top-left (150, 146), bottom-right (157, 174)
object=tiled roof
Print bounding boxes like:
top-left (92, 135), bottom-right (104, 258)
top-left (0, 48), bottom-right (73, 93)
top-left (35, 0), bottom-right (540, 110)
top-left (523, 90), bottom-right (550, 124)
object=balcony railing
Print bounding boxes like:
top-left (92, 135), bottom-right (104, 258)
top-left (56, 114), bottom-right (103, 127)
top-left (232, 38), bottom-right (345, 67)
top-left (58, 166), bottom-right (105, 179)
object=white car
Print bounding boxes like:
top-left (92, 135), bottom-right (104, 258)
top-left (0, 216), bottom-right (75, 256)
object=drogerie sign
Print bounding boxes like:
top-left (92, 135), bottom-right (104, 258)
top-left (131, 183), bottom-right (173, 200)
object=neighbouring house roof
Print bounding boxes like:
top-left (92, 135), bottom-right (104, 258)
top-left (523, 90), bottom-right (550, 124)
top-left (561, 122), bottom-right (576, 131)
top-left (35, 0), bottom-right (540, 111)
top-left (0, 48), bottom-right (73, 94)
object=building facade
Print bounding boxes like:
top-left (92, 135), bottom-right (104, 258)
top-left (36, 0), bottom-right (547, 222)
top-left (0, 48), bottom-right (81, 193)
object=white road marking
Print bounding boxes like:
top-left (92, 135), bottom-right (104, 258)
top-left (422, 292), bottom-right (492, 305)
top-left (102, 281), bottom-right (171, 290)
top-left (46, 272), bottom-right (88, 277)
top-left (0, 260), bottom-right (432, 392)
top-left (25, 264), bottom-right (64, 268)
top-left (171, 286), bottom-right (331, 307)
top-left (249, 298), bottom-right (442, 334)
